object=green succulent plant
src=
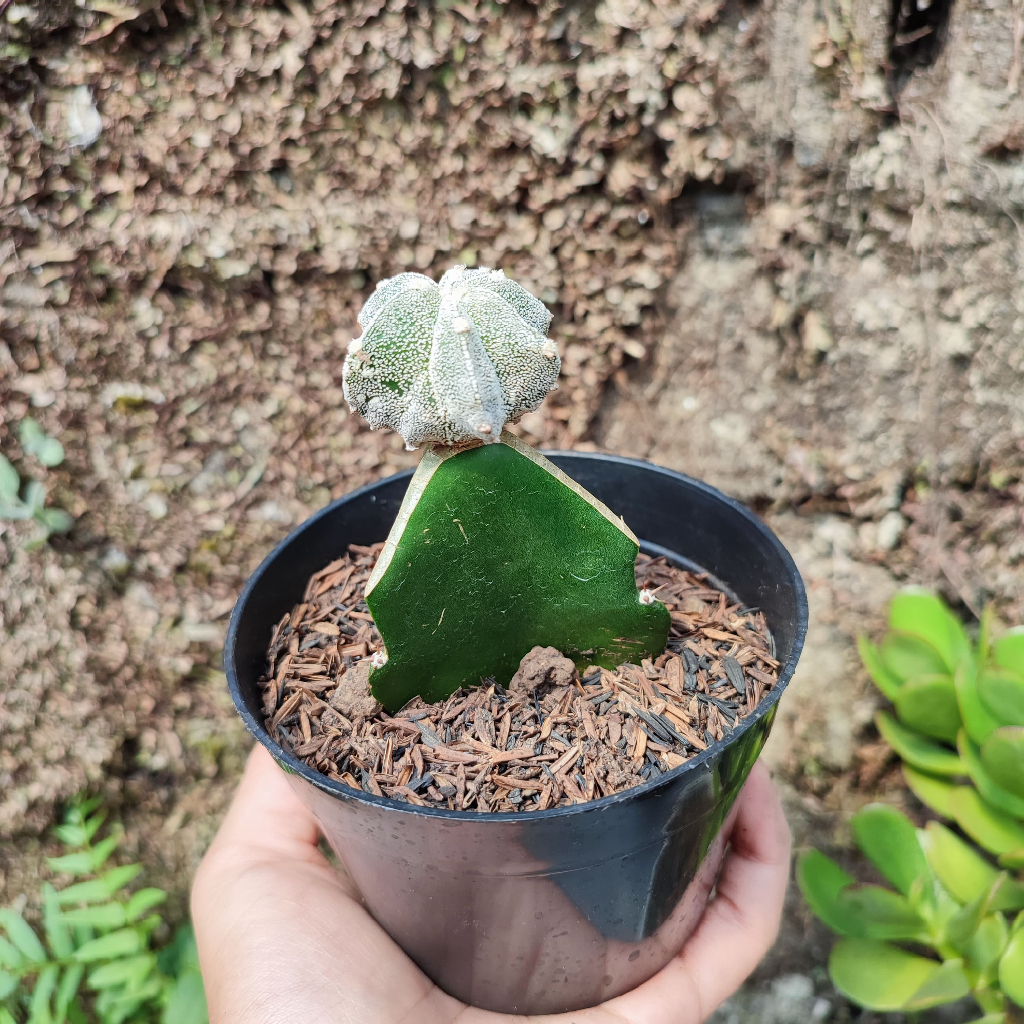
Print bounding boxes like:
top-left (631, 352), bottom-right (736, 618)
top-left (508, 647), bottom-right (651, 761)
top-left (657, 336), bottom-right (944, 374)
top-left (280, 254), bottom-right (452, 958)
top-left (0, 796), bottom-right (207, 1024)
top-left (342, 266), bottom-right (670, 711)
top-left (0, 419), bottom-right (74, 549)
top-left (799, 589), bottom-right (1024, 1020)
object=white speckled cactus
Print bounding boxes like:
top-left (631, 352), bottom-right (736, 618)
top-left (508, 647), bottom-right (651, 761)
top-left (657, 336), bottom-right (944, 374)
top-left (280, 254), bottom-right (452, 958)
top-left (342, 265), bottom-right (560, 449)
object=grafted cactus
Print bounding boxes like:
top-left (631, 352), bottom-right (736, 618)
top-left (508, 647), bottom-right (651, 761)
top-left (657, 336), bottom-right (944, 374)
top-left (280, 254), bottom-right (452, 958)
top-left (342, 266), bottom-right (561, 449)
top-left (343, 265), bottom-right (669, 711)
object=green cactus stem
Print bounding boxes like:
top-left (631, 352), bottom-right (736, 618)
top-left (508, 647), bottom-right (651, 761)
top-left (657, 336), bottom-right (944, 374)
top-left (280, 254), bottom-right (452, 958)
top-left (364, 433), bottom-right (670, 711)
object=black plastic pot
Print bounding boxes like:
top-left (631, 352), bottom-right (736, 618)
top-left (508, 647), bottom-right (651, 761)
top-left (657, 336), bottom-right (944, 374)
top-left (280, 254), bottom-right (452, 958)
top-left (225, 452), bottom-right (807, 1015)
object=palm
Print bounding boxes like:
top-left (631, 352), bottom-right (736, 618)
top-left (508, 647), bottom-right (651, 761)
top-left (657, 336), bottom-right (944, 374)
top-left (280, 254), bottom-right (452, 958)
top-left (192, 748), bottom-right (790, 1024)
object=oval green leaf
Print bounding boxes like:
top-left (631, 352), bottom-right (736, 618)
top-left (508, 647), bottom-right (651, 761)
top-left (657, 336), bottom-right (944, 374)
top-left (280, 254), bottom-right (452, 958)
top-left (30, 963), bottom-right (59, 1021)
top-left (946, 872), bottom-right (1024, 948)
top-left (956, 661), bottom-right (1004, 746)
top-left (903, 958), bottom-right (972, 1010)
top-left (958, 731), bottom-right (1024, 818)
top-left (876, 711), bottom-right (963, 776)
top-left (829, 938), bottom-right (968, 1011)
top-left (38, 508), bottom-right (75, 535)
top-left (60, 903), bottom-right (127, 930)
top-left (999, 929), bottom-right (1024, 1008)
top-left (55, 962), bottom-right (85, 1023)
top-left (0, 937), bottom-right (21, 970)
top-left (963, 913), bottom-right (1008, 980)
top-left (903, 764), bottom-right (956, 818)
top-left (978, 668), bottom-right (1024, 729)
top-left (836, 885), bottom-right (928, 940)
top-left (994, 627), bottom-right (1024, 676)
top-left (919, 821), bottom-right (999, 905)
top-left (73, 928), bottom-right (142, 962)
top-left (981, 728), bottom-right (1024, 799)
top-left (895, 674), bottom-right (961, 743)
top-left (796, 849), bottom-right (858, 936)
top-left (0, 909), bottom-right (45, 963)
top-left (46, 851), bottom-right (95, 877)
top-left (948, 786), bottom-right (1024, 857)
top-left (850, 803), bottom-right (930, 897)
top-left (42, 883), bottom-right (73, 960)
top-left (889, 588), bottom-right (971, 672)
top-left (1000, 847), bottom-right (1024, 870)
top-left (125, 889), bottom-right (167, 923)
top-left (0, 456), bottom-right (19, 504)
top-left (860, 636), bottom-right (902, 700)
top-left (882, 631), bottom-right (950, 683)
top-left (86, 954), bottom-right (155, 991)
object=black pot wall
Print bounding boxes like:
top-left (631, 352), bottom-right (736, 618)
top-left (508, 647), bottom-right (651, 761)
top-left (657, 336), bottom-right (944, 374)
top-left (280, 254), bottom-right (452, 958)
top-left (225, 452), bottom-right (807, 1014)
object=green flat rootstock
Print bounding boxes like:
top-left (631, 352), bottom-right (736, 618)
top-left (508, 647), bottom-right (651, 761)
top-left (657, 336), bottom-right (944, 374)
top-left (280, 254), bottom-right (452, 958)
top-left (365, 434), bottom-right (670, 711)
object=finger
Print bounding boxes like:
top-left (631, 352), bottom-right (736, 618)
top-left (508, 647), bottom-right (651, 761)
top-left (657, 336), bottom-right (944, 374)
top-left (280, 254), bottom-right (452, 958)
top-left (606, 761), bottom-right (791, 1024)
top-left (207, 745), bottom-right (322, 863)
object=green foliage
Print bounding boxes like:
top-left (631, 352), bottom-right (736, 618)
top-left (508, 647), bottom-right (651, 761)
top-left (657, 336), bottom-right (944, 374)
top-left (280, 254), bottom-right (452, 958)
top-left (18, 420), bottom-right (65, 469)
top-left (800, 590), bottom-right (1024, 1018)
top-left (0, 797), bottom-right (207, 1024)
top-left (0, 420), bottom-right (74, 548)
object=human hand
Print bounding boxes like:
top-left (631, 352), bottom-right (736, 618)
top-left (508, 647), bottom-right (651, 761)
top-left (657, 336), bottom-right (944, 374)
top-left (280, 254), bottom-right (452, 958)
top-left (191, 746), bottom-right (791, 1024)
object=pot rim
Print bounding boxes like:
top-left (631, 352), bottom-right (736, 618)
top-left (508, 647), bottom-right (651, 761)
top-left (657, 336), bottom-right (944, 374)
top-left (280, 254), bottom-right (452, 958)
top-left (225, 450), bottom-right (808, 822)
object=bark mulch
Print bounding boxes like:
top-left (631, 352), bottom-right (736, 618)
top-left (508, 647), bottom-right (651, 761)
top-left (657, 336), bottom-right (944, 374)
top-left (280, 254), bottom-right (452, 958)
top-left (260, 544), bottom-right (780, 812)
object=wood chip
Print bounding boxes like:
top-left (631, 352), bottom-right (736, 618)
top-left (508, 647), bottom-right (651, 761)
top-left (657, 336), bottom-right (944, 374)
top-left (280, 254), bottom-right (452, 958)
top-left (262, 547), bottom-right (780, 812)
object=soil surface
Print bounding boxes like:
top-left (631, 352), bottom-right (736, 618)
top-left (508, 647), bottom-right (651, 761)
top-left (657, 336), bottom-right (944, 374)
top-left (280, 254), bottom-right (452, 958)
top-left (2, 0), bottom-right (1022, 1019)
top-left (263, 546), bottom-right (779, 810)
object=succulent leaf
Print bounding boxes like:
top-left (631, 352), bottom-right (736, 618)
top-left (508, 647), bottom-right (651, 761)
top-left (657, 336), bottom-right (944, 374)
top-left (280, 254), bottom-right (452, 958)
top-left (993, 627), bottom-right (1024, 676)
top-left (894, 673), bottom-right (961, 743)
top-left (796, 850), bottom-right (859, 936)
top-left (919, 821), bottom-right (999, 905)
top-left (882, 631), bottom-right (949, 681)
top-left (836, 886), bottom-right (929, 941)
top-left (850, 804), bottom-right (931, 898)
top-left (0, 455), bottom-right (19, 503)
top-left (947, 786), bottom-right (1024, 858)
top-left (981, 728), bottom-right (1024, 799)
top-left (903, 764), bottom-right (957, 817)
top-left (829, 939), bottom-right (969, 1011)
top-left (962, 913), bottom-right (1008, 982)
top-left (859, 636), bottom-right (903, 700)
top-left (343, 266), bottom-right (560, 448)
top-left (1000, 929), bottom-right (1024, 1007)
top-left (956, 661), bottom-right (1005, 746)
top-left (875, 711), bottom-right (963, 777)
top-left (977, 668), bottom-right (1024, 729)
top-left (959, 730), bottom-right (1024, 819)
top-left (889, 588), bottom-right (971, 673)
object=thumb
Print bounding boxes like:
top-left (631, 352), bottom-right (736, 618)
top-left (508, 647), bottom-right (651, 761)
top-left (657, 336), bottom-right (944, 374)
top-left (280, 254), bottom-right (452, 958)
top-left (207, 745), bottom-right (323, 864)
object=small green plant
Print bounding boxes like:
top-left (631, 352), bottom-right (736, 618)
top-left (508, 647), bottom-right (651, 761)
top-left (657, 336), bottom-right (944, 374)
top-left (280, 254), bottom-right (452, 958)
top-left (0, 796), bottom-right (207, 1024)
top-left (798, 589), bottom-right (1024, 1019)
top-left (342, 265), bottom-right (670, 710)
top-left (0, 419), bottom-right (74, 548)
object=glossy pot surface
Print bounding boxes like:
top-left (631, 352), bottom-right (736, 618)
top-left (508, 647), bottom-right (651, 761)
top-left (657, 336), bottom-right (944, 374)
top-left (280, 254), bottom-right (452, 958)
top-left (225, 452), bottom-right (807, 1014)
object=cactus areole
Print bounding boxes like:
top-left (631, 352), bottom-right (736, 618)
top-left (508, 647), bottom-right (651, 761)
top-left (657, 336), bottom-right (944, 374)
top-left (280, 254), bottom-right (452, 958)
top-left (343, 265), bottom-right (670, 711)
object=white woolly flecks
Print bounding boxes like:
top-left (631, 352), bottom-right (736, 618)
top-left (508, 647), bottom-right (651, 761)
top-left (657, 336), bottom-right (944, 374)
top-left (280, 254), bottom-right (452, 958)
top-left (342, 266), bottom-right (560, 448)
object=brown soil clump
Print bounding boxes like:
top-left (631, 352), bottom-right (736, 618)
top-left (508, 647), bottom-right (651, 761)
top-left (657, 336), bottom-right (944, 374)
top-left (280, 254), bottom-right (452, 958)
top-left (260, 546), bottom-right (779, 812)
